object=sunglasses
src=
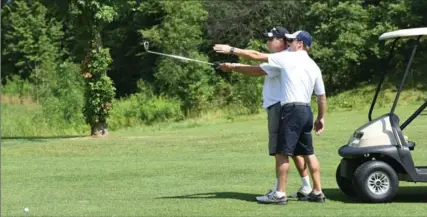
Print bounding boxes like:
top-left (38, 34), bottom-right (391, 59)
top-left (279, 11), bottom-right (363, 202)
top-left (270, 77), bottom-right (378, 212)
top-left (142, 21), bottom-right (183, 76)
top-left (269, 28), bottom-right (281, 35)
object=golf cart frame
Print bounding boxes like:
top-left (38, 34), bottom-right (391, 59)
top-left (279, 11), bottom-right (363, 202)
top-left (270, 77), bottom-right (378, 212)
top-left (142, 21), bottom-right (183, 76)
top-left (336, 27), bottom-right (427, 203)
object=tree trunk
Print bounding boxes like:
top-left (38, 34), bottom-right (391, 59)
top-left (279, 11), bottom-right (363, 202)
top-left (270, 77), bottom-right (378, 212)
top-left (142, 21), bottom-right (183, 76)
top-left (91, 122), bottom-right (108, 136)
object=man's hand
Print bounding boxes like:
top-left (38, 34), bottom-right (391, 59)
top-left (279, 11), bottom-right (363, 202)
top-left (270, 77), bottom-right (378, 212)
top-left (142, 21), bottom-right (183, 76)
top-left (314, 118), bottom-right (325, 135)
top-left (213, 44), bottom-right (233, 54)
top-left (219, 63), bottom-right (234, 72)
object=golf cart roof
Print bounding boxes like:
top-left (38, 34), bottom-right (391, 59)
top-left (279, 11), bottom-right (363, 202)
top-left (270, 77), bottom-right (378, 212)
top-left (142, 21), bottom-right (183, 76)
top-left (379, 27), bottom-right (427, 40)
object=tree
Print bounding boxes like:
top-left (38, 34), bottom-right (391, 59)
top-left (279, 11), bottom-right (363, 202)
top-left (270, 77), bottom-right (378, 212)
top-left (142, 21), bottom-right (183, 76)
top-left (100, 1), bottom-right (163, 97)
top-left (68, 0), bottom-right (136, 136)
top-left (139, 1), bottom-right (215, 114)
top-left (1, 0), bottom-right (63, 101)
top-left (202, 0), bottom-right (306, 65)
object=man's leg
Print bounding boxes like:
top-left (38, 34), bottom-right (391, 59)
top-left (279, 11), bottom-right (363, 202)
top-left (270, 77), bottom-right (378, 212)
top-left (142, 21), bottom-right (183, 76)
top-left (274, 150), bottom-right (310, 196)
top-left (304, 154), bottom-right (321, 192)
top-left (256, 153), bottom-right (289, 205)
top-left (292, 156), bottom-right (311, 189)
top-left (292, 156), bottom-right (308, 177)
top-left (257, 102), bottom-right (281, 200)
top-left (299, 154), bottom-right (325, 202)
top-left (257, 105), bottom-right (301, 204)
top-left (289, 155), bottom-right (312, 198)
top-left (275, 154), bottom-right (290, 194)
top-left (257, 153), bottom-right (289, 205)
top-left (274, 157), bottom-right (279, 190)
top-left (295, 106), bottom-right (325, 202)
top-left (268, 103), bottom-right (310, 194)
top-left (268, 102), bottom-right (281, 192)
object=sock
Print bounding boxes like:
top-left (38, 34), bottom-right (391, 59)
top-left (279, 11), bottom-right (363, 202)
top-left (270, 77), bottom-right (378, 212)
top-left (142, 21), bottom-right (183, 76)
top-left (273, 178), bottom-right (278, 191)
top-left (275, 191), bottom-right (286, 198)
top-left (313, 190), bottom-right (322, 195)
top-left (301, 176), bottom-right (311, 189)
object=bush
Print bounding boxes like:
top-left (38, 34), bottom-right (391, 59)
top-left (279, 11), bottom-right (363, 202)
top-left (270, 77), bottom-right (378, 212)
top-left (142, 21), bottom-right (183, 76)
top-left (230, 73), bottom-right (264, 114)
top-left (1, 75), bottom-right (34, 100)
top-left (1, 62), bottom-right (87, 137)
top-left (109, 80), bottom-right (184, 130)
top-left (38, 61), bottom-right (86, 128)
top-left (229, 39), bottom-right (266, 114)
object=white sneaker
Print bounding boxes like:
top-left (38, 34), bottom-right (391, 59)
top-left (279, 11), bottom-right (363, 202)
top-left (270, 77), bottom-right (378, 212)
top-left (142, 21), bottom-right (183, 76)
top-left (255, 189), bottom-right (274, 201)
top-left (289, 186), bottom-right (312, 199)
top-left (256, 191), bottom-right (288, 205)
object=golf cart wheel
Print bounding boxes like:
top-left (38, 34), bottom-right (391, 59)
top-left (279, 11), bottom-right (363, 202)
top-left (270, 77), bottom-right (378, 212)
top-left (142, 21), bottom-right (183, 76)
top-left (352, 161), bottom-right (399, 203)
top-left (336, 163), bottom-right (356, 197)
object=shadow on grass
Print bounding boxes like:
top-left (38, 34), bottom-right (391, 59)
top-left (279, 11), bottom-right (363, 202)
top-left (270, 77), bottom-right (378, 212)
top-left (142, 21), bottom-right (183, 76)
top-left (2, 135), bottom-right (87, 141)
top-left (159, 186), bottom-right (427, 204)
top-left (323, 186), bottom-right (427, 203)
top-left (157, 192), bottom-right (258, 202)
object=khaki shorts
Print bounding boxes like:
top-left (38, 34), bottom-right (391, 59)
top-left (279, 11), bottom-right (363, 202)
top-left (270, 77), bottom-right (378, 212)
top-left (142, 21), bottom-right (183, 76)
top-left (266, 102), bottom-right (281, 156)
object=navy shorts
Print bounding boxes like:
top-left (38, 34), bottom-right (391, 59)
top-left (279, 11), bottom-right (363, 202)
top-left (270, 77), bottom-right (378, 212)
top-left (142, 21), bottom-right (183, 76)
top-left (277, 103), bottom-right (314, 156)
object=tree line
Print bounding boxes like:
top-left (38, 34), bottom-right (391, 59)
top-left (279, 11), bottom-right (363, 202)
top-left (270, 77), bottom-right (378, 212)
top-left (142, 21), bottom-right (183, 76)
top-left (1, 0), bottom-right (426, 135)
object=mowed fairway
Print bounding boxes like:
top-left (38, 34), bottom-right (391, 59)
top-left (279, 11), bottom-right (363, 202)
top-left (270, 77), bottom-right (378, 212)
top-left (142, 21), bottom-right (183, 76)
top-left (2, 106), bottom-right (427, 216)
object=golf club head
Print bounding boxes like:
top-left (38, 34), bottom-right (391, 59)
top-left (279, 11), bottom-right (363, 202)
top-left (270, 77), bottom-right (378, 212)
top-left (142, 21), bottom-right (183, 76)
top-left (143, 41), bottom-right (150, 51)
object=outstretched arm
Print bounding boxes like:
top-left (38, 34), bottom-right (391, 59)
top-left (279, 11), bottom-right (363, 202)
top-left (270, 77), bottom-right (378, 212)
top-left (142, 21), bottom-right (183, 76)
top-left (219, 63), bottom-right (267, 76)
top-left (213, 44), bottom-right (268, 61)
top-left (218, 62), bottom-right (282, 78)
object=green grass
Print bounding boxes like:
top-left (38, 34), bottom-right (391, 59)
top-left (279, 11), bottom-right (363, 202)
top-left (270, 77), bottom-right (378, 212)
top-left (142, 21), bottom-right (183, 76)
top-left (2, 104), bottom-right (427, 216)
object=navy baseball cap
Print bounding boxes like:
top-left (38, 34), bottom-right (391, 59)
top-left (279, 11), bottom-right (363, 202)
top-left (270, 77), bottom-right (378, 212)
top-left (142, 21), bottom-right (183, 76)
top-left (285, 30), bottom-right (313, 47)
top-left (264, 27), bottom-right (289, 38)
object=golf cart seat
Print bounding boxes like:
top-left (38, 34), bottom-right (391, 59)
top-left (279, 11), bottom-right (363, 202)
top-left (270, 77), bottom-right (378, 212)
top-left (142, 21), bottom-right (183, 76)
top-left (407, 141), bottom-right (416, 151)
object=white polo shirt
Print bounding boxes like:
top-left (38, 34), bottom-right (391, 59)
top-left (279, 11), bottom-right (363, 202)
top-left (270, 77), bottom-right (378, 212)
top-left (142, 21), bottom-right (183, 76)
top-left (260, 48), bottom-right (290, 109)
top-left (261, 68), bottom-right (282, 109)
top-left (260, 50), bottom-right (325, 104)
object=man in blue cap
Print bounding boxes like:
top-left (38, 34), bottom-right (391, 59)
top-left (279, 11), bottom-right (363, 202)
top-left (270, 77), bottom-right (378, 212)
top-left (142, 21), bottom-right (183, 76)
top-left (214, 27), bottom-right (313, 200)
top-left (216, 30), bottom-right (327, 205)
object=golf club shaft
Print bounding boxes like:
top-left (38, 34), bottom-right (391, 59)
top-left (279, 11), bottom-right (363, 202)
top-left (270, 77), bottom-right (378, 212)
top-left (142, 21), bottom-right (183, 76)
top-left (144, 41), bottom-right (214, 66)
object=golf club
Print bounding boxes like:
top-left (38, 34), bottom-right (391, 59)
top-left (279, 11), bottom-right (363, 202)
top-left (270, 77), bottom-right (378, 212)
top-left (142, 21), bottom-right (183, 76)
top-left (143, 41), bottom-right (217, 67)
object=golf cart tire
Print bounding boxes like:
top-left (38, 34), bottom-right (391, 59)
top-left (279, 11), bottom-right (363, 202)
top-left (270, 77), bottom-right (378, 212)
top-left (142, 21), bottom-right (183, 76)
top-left (352, 160), bottom-right (399, 203)
top-left (336, 163), bottom-right (357, 197)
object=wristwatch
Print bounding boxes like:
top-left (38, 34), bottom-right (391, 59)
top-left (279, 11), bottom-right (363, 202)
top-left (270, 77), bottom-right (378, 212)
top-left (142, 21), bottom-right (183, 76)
top-left (230, 47), bottom-right (235, 54)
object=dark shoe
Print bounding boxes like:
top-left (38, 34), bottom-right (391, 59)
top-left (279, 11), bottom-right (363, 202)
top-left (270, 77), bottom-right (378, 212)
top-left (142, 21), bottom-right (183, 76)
top-left (289, 186), bottom-right (312, 199)
top-left (298, 191), bottom-right (326, 203)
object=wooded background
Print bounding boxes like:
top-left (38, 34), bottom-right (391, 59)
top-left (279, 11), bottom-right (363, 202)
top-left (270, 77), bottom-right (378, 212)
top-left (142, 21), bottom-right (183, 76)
top-left (1, 0), bottom-right (426, 136)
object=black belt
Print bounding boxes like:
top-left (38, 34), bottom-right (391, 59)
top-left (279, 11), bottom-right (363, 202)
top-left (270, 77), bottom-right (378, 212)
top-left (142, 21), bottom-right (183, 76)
top-left (281, 102), bottom-right (310, 108)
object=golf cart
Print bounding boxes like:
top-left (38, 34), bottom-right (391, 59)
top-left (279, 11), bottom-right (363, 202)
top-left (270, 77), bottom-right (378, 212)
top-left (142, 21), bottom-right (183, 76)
top-left (335, 27), bottom-right (427, 203)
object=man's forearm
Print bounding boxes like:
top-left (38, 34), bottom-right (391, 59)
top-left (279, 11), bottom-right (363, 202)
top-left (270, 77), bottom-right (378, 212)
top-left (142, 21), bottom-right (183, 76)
top-left (232, 64), bottom-right (267, 76)
top-left (233, 48), bottom-right (269, 61)
top-left (316, 95), bottom-right (327, 119)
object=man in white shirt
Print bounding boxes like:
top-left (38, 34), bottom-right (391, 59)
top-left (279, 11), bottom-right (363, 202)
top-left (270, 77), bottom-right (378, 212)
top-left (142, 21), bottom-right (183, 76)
top-left (216, 30), bottom-right (327, 205)
top-left (214, 27), bottom-right (312, 199)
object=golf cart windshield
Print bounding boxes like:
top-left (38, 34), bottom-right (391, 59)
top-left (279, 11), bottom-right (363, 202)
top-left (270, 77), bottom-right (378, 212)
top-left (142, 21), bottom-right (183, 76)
top-left (369, 27), bottom-right (427, 130)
